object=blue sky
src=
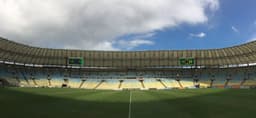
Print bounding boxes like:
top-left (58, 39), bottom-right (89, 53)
top-left (131, 0), bottom-right (256, 50)
top-left (1, 0), bottom-right (256, 51)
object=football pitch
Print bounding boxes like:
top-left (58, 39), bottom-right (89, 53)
top-left (0, 88), bottom-right (256, 118)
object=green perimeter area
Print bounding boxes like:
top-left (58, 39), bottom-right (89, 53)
top-left (0, 88), bottom-right (256, 118)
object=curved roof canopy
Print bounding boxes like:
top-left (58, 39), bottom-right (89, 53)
top-left (1, 37), bottom-right (256, 68)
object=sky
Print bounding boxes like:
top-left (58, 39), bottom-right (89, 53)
top-left (0, 0), bottom-right (256, 51)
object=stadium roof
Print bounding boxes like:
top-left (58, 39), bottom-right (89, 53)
top-left (1, 37), bottom-right (256, 68)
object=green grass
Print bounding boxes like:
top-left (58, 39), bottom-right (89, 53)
top-left (0, 88), bottom-right (256, 118)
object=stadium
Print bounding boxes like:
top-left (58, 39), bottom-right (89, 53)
top-left (1, 37), bottom-right (256, 89)
top-left (1, 37), bottom-right (256, 118)
top-left (1, 0), bottom-right (256, 118)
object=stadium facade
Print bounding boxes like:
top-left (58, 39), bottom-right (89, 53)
top-left (0, 37), bottom-right (256, 90)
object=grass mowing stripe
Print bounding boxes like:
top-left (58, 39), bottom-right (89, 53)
top-left (1, 88), bottom-right (256, 118)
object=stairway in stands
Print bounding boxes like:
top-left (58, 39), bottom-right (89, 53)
top-left (79, 80), bottom-right (86, 88)
top-left (139, 80), bottom-right (145, 88)
top-left (177, 80), bottom-right (183, 89)
top-left (240, 79), bottom-right (246, 86)
top-left (48, 79), bottom-right (51, 86)
top-left (158, 79), bottom-right (167, 88)
top-left (32, 78), bottom-right (38, 86)
top-left (94, 80), bottom-right (105, 89)
top-left (21, 72), bottom-right (30, 85)
top-left (224, 79), bottom-right (230, 87)
top-left (210, 80), bottom-right (214, 88)
top-left (118, 80), bottom-right (123, 89)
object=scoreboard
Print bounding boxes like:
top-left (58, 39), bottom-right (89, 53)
top-left (68, 57), bottom-right (84, 66)
top-left (179, 58), bottom-right (195, 66)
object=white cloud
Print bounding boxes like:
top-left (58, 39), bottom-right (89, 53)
top-left (64, 41), bottom-right (119, 51)
top-left (115, 33), bottom-right (155, 50)
top-left (0, 0), bottom-right (219, 50)
top-left (247, 38), bottom-right (256, 42)
top-left (116, 39), bottom-right (154, 50)
top-left (231, 26), bottom-right (239, 33)
top-left (190, 32), bottom-right (206, 38)
top-left (202, 0), bottom-right (219, 11)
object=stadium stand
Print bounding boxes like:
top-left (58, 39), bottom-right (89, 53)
top-left (144, 79), bottom-right (165, 89)
top-left (1, 37), bottom-right (256, 90)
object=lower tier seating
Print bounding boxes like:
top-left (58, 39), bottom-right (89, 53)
top-left (1, 64), bottom-right (256, 90)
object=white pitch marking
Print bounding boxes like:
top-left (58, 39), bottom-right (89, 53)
top-left (128, 91), bottom-right (132, 118)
